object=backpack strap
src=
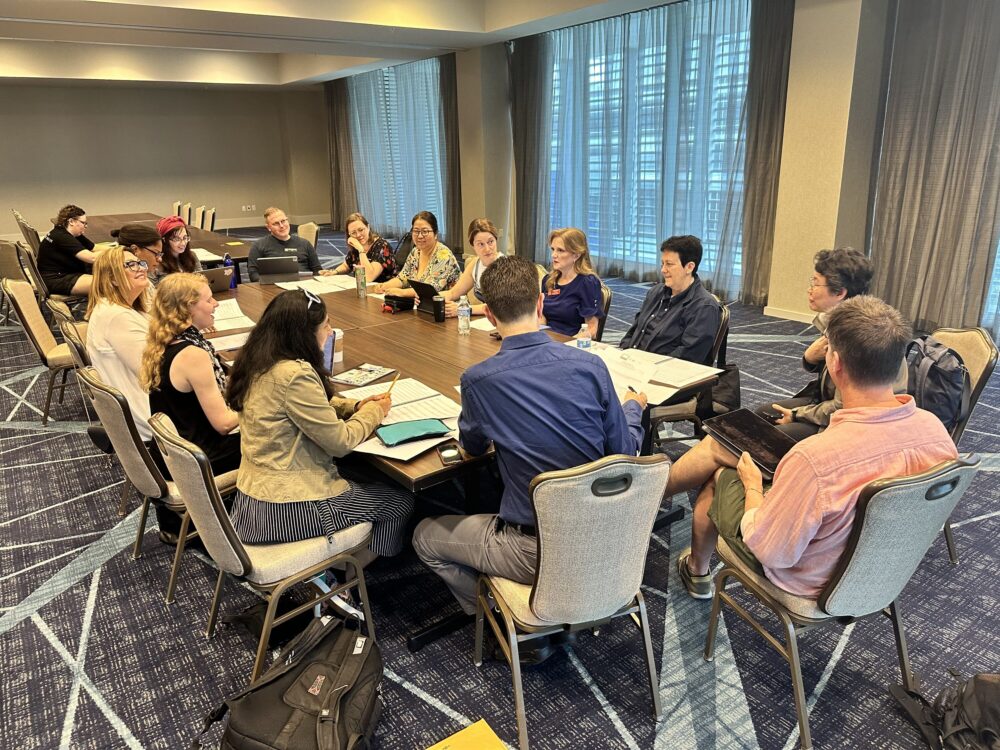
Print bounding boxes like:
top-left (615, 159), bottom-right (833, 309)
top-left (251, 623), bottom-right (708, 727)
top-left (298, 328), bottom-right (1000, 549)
top-left (890, 684), bottom-right (943, 750)
top-left (317, 631), bottom-right (374, 750)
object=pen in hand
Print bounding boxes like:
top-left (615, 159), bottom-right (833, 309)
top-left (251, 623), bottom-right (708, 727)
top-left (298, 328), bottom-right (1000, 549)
top-left (385, 372), bottom-right (401, 395)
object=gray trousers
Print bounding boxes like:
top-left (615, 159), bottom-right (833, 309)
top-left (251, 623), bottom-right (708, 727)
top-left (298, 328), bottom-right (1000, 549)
top-left (412, 514), bottom-right (538, 615)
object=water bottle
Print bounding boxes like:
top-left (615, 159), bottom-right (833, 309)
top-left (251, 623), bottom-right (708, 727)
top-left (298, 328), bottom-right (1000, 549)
top-left (577, 323), bottom-right (592, 348)
top-left (457, 295), bottom-right (471, 335)
top-left (223, 252), bottom-right (237, 289)
top-left (355, 264), bottom-right (367, 299)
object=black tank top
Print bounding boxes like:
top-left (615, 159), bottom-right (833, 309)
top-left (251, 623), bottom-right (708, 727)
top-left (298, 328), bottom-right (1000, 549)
top-left (149, 341), bottom-right (241, 474)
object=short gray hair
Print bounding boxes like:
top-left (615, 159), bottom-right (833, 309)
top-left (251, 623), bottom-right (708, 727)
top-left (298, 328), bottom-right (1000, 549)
top-left (825, 295), bottom-right (911, 386)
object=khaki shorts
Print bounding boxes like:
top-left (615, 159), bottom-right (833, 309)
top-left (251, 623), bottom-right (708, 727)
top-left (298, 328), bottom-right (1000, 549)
top-left (707, 468), bottom-right (766, 575)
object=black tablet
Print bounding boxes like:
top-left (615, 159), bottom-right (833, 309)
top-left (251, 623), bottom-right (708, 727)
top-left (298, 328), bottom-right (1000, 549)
top-left (702, 408), bottom-right (797, 480)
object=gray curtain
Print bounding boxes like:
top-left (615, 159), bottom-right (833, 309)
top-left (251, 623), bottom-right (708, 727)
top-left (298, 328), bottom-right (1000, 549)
top-left (324, 78), bottom-right (358, 232)
top-left (739, 0), bottom-right (794, 306)
top-left (438, 54), bottom-right (464, 250)
top-left (507, 35), bottom-right (553, 261)
top-left (870, 0), bottom-right (1000, 332)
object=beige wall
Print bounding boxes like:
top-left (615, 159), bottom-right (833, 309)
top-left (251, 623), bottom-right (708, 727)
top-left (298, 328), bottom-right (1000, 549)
top-left (0, 84), bottom-right (331, 240)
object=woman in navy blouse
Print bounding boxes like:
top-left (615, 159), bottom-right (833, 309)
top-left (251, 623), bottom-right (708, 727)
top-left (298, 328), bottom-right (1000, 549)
top-left (540, 228), bottom-right (604, 337)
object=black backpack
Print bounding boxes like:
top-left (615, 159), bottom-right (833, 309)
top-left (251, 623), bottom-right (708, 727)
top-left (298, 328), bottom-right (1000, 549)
top-left (891, 672), bottom-right (1000, 749)
top-left (194, 616), bottom-right (382, 750)
top-left (906, 335), bottom-right (972, 434)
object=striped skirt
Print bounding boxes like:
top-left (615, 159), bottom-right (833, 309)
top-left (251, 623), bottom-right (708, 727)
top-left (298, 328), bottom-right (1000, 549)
top-left (230, 481), bottom-right (414, 557)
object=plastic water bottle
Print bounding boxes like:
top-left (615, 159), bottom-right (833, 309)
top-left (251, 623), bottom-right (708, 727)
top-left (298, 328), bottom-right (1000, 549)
top-left (354, 264), bottom-right (367, 299)
top-left (223, 253), bottom-right (237, 289)
top-left (457, 295), bottom-right (471, 335)
top-left (577, 323), bottom-right (592, 348)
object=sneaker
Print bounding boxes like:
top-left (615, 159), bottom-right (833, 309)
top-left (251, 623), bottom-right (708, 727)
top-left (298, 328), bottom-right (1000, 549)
top-left (677, 550), bottom-right (714, 600)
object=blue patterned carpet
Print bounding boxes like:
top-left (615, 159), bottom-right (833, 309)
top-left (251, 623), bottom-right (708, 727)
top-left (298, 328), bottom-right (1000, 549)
top-left (1, 225), bottom-right (997, 749)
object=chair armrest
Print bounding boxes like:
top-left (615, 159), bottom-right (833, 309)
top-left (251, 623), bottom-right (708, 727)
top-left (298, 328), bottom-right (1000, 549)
top-left (213, 469), bottom-right (239, 497)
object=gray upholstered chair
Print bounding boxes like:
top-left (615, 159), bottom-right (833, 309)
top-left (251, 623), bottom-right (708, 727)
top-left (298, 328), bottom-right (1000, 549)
top-left (77, 367), bottom-right (237, 601)
top-left (704, 455), bottom-right (980, 750)
top-left (595, 282), bottom-right (613, 342)
top-left (148, 412), bottom-right (377, 682)
top-left (298, 221), bottom-right (319, 250)
top-left (2, 279), bottom-right (76, 424)
top-left (474, 454), bottom-right (669, 750)
top-left (649, 299), bottom-right (730, 451)
top-left (929, 327), bottom-right (998, 563)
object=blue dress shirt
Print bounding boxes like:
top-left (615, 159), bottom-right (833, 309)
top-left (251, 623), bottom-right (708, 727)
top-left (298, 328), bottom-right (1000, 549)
top-left (459, 331), bottom-right (644, 525)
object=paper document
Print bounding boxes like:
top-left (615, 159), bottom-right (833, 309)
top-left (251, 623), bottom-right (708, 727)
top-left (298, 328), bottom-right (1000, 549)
top-left (340, 378), bottom-right (438, 405)
top-left (651, 357), bottom-right (721, 388)
top-left (209, 332), bottom-right (250, 351)
top-left (191, 248), bottom-right (223, 262)
top-left (469, 317), bottom-right (496, 332)
top-left (212, 315), bottom-right (255, 332)
top-left (314, 275), bottom-right (357, 291)
top-left (214, 299), bottom-right (245, 320)
top-left (382, 394), bottom-right (462, 424)
top-left (564, 340), bottom-right (685, 405)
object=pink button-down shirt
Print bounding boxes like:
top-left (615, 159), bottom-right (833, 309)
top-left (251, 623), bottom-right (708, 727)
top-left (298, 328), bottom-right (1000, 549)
top-left (740, 396), bottom-right (957, 598)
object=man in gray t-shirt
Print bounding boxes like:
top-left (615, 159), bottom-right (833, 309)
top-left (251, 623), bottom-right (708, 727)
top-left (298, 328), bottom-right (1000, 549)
top-left (247, 206), bottom-right (322, 281)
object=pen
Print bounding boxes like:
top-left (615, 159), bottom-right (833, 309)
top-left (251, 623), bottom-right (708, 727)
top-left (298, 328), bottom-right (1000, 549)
top-left (627, 385), bottom-right (637, 393)
top-left (385, 372), bottom-right (401, 395)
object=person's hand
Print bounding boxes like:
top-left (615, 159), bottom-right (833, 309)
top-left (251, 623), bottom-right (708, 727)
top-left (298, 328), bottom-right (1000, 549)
top-left (372, 283), bottom-right (386, 294)
top-left (803, 335), bottom-right (828, 364)
top-left (736, 451), bottom-right (763, 492)
top-left (359, 393), bottom-right (392, 417)
top-left (444, 301), bottom-right (458, 318)
top-left (771, 404), bottom-right (794, 425)
top-left (347, 236), bottom-right (364, 253)
top-left (319, 269), bottom-right (335, 276)
top-left (623, 390), bottom-right (648, 410)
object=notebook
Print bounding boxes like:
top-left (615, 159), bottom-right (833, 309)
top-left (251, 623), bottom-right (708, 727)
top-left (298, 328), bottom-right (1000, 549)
top-left (257, 256), bottom-right (300, 284)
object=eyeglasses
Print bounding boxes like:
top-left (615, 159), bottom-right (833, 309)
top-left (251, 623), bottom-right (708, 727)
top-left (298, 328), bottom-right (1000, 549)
top-left (140, 247), bottom-right (164, 261)
top-left (303, 289), bottom-right (322, 309)
top-left (411, 228), bottom-right (435, 237)
top-left (73, 218), bottom-right (88, 227)
top-left (348, 228), bottom-right (367, 237)
top-left (170, 235), bottom-right (190, 243)
top-left (807, 278), bottom-right (830, 289)
top-left (123, 260), bottom-right (148, 272)
top-left (473, 237), bottom-right (497, 250)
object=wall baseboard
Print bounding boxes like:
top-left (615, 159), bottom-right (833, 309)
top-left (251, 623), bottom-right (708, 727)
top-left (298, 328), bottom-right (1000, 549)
top-left (763, 305), bottom-right (815, 324)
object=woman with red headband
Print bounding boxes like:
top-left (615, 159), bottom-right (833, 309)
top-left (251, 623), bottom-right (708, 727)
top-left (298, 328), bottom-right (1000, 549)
top-left (152, 215), bottom-right (202, 286)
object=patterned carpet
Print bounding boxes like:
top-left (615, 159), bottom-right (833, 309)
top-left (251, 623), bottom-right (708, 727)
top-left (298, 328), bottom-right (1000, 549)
top-left (1, 225), bottom-right (997, 749)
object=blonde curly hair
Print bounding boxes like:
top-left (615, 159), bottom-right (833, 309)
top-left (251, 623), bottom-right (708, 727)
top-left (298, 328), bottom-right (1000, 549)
top-left (140, 273), bottom-right (208, 392)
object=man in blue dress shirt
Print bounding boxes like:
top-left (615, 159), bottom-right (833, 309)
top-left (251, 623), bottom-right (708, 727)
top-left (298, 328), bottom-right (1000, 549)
top-left (412, 256), bottom-right (647, 619)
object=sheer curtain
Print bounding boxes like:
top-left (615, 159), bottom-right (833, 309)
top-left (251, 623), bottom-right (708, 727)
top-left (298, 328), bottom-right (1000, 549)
top-left (347, 57), bottom-right (451, 242)
top-left (537, 0), bottom-right (750, 294)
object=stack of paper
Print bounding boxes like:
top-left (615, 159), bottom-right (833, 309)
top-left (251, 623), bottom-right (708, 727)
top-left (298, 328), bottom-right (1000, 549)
top-left (470, 317), bottom-right (496, 332)
top-left (210, 298), bottom-right (255, 333)
top-left (191, 248), bottom-right (223, 263)
top-left (210, 332), bottom-right (251, 351)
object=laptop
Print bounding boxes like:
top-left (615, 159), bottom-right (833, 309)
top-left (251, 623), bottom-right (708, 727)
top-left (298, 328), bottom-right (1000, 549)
top-left (257, 256), bottom-right (300, 284)
top-left (702, 408), bottom-right (797, 481)
top-left (198, 266), bottom-right (234, 294)
top-left (408, 278), bottom-right (441, 315)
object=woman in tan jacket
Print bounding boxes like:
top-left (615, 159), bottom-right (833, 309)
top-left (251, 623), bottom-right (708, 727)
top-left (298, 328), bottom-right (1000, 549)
top-left (225, 290), bottom-right (413, 556)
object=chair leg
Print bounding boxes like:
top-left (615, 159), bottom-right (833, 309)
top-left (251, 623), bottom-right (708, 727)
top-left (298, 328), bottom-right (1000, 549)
top-left (704, 570), bottom-right (729, 662)
top-left (57, 368), bottom-right (69, 404)
top-left (132, 497), bottom-right (152, 559)
top-left (506, 616), bottom-right (530, 750)
top-left (251, 588), bottom-right (285, 682)
top-left (888, 600), bottom-right (917, 692)
top-left (943, 521), bottom-right (959, 564)
top-left (118, 478), bottom-right (133, 517)
top-left (165, 512), bottom-right (191, 604)
top-left (206, 569), bottom-right (226, 639)
top-left (635, 592), bottom-right (662, 719)
top-left (42, 368), bottom-right (59, 425)
top-left (350, 556), bottom-right (376, 643)
top-left (781, 616), bottom-right (812, 750)
top-left (474, 580), bottom-right (486, 666)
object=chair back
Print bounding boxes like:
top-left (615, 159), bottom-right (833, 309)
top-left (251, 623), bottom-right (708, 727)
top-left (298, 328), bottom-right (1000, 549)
top-left (2, 279), bottom-right (57, 362)
top-left (193, 205), bottom-right (206, 229)
top-left (298, 221), bottom-right (319, 249)
top-left (527, 454), bottom-right (670, 623)
top-left (708, 301), bottom-right (730, 366)
top-left (12, 211), bottom-right (42, 254)
top-left (0, 240), bottom-right (27, 283)
top-left (148, 412), bottom-right (251, 577)
top-left (931, 327), bottom-right (998, 446)
top-left (595, 283), bottom-right (613, 342)
top-left (393, 232), bottom-right (414, 272)
top-left (819, 455), bottom-right (980, 618)
top-left (181, 202), bottom-right (192, 225)
top-left (171, 200), bottom-right (182, 217)
top-left (45, 297), bottom-right (75, 326)
top-left (204, 207), bottom-right (216, 232)
top-left (60, 320), bottom-right (92, 368)
top-left (15, 242), bottom-right (48, 298)
top-left (77, 367), bottom-right (166, 499)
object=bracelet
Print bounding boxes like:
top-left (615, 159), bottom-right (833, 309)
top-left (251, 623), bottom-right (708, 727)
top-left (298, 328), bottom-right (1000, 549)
top-left (746, 487), bottom-right (765, 497)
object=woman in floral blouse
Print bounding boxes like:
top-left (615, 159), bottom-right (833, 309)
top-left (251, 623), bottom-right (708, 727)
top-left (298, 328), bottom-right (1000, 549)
top-left (372, 211), bottom-right (459, 297)
top-left (330, 212), bottom-right (396, 283)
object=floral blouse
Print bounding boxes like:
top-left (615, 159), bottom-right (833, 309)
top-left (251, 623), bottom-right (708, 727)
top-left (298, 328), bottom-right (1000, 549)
top-left (344, 237), bottom-right (396, 283)
top-left (397, 242), bottom-right (460, 292)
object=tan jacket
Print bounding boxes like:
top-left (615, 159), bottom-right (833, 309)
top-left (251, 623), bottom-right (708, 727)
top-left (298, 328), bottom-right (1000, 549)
top-left (236, 359), bottom-right (383, 502)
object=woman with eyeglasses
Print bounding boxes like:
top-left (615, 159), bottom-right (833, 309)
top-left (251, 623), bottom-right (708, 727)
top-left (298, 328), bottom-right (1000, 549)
top-left (437, 218), bottom-right (506, 317)
top-left (225, 290), bottom-right (413, 558)
top-left (110, 223), bottom-right (164, 285)
top-left (38, 204), bottom-right (98, 296)
top-left (371, 211), bottom-right (459, 297)
top-left (329, 212), bottom-right (397, 283)
top-left (151, 215), bottom-right (201, 285)
top-left (140, 273), bottom-right (241, 474)
top-left (540, 227), bottom-right (604, 338)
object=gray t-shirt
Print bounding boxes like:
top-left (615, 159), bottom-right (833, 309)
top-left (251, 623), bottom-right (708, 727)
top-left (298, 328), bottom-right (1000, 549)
top-left (248, 234), bottom-right (321, 281)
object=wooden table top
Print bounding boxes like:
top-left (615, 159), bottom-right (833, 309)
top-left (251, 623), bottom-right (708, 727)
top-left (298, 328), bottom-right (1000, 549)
top-left (83, 213), bottom-right (252, 262)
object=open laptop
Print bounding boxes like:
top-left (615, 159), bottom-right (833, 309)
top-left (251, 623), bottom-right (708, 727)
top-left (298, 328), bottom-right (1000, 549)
top-left (198, 266), bottom-right (234, 294)
top-left (257, 256), bottom-right (300, 284)
top-left (408, 278), bottom-right (440, 315)
top-left (702, 408), bottom-right (797, 481)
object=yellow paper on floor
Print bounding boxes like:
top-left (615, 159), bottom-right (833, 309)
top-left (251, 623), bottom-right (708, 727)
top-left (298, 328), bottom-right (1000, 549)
top-left (426, 719), bottom-right (506, 749)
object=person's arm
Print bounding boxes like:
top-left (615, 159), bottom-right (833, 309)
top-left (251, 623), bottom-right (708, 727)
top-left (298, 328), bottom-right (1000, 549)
top-left (779, 388), bottom-right (841, 427)
top-left (171, 347), bottom-right (239, 434)
top-left (802, 335), bottom-right (827, 369)
top-left (669, 299), bottom-right (721, 364)
top-left (458, 379), bottom-right (490, 456)
top-left (247, 241), bottom-right (262, 282)
top-left (284, 367), bottom-right (387, 456)
top-left (582, 316), bottom-right (599, 338)
top-left (105, 310), bottom-right (147, 377)
top-left (575, 275), bottom-right (604, 337)
top-left (331, 261), bottom-right (350, 275)
top-left (305, 241), bottom-right (322, 275)
top-left (359, 241), bottom-right (387, 281)
top-left (443, 265), bottom-right (475, 316)
top-left (596, 363), bottom-right (644, 455)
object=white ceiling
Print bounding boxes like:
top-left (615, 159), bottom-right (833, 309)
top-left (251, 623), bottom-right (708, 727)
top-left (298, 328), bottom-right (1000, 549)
top-left (0, 0), bottom-right (666, 86)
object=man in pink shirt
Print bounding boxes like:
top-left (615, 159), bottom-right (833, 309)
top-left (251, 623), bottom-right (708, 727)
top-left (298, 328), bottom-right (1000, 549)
top-left (667, 296), bottom-right (957, 599)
